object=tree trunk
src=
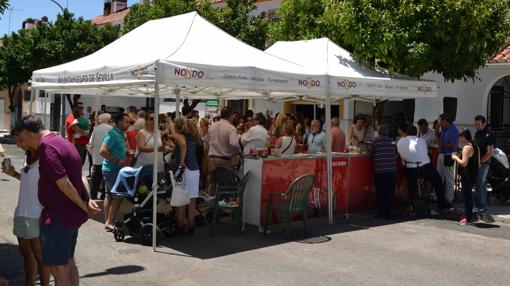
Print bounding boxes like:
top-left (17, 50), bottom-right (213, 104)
top-left (7, 85), bottom-right (15, 112)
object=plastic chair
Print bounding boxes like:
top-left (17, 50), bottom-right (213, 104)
top-left (263, 173), bottom-right (315, 240)
top-left (209, 167), bottom-right (251, 236)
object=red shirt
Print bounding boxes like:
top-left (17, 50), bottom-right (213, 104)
top-left (331, 126), bottom-right (346, 152)
top-left (126, 129), bottom-right (139, 152)
top-left (65, 113), bottom-right (89, 145)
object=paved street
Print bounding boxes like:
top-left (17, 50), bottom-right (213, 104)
top-left (1, 143), bottom-right (510, 286)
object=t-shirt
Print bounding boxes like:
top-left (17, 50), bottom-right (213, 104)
top-left (397, 136), bottom-right (431, 168)
top-left (65, 113), bottom-right (90, 145)
top-left (38, 133), bottom-right (88, 229)
top-left (475, 127), bottom-right (495, 164)
top-left (241, 124), bottom-right (269, 155)
top-left (307, 131), bottom-right (326, 154)
top-left (419, 128), bottom-right (437, 148)
top-left (439, 123), bottom-right (459, 154)
top-left (367, 137), bottom-right (397, 174)
top-left (102, 126), bottom-right (126, 173)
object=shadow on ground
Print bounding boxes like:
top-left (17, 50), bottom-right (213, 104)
top-left (81, 265), bottom-right (145, 278)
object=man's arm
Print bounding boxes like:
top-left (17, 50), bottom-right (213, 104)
top-left (229, 127), bottom-right (241, 153)
top-left (100, 143), bottom-right (124, 166)
top-left (55, 176), bottom-right (88, 213)
top-left (481, 145), bottom-right (494, 164)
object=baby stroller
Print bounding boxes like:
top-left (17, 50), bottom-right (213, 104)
top-left (110, 164), bottom-right (178, 245)
top-left (487, 148), bottom-right (510, 202)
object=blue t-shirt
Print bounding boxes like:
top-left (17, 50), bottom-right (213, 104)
top-left (102, 127), bottom-right (126, 172)
top-left (439, 123), bottom-right (459, 154)
top-left (307, 131), bottom-right (326, 154)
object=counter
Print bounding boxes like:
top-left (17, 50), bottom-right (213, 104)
top-left (242, 153), bottom-right (375, 227)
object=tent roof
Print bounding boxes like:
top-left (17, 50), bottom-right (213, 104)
top-left (32, 12), bottom-right (324, 98)
top-left (265, 38), bottom-right (437, 99)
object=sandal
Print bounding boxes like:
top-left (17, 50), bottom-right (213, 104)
top-left (104, 224), bottom-right (114, 232)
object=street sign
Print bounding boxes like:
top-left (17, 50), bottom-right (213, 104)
top-left (205, 99), bottom-right (219, 107)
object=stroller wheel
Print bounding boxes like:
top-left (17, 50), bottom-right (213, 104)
top-left (195, 214), bottom-right (205, 227)
top-left (161, 219), bottom-right (178, 237)
top-left (140, 224), bottom-right (153, 245)
top-left (113, 225), bottom-right (125, 242)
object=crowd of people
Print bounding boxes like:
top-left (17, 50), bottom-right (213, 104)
top-left (369, 113), bottom-right (494, 226)
top-left (0, 100), bottom-right (497, 285)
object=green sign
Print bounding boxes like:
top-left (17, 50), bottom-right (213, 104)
top-left (205, 99), bottom-right (219, 107)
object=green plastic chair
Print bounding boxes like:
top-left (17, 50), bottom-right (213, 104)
top-left (209, 167), bottom-right (251, 236)
top-left (263, 173), bottom-right (315, 239)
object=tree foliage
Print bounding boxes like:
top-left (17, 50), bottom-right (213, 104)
top-left (0, 10), bottom-right (120, 110)
top-left (0, 0), bottom-right (8, 16)
top-left (338, 0), bottom-right (510, 81)
top-left (272, 0), bottom-right (510, 82)
top-left (269, 0), bottom-right (339, 43)
top-left (122, 0), bottom-right (196, 34)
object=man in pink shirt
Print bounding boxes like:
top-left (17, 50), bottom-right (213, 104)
top-left (206, 107), bottom-right (241, 194)
top-left (331, 118), bottom-right (346, 152)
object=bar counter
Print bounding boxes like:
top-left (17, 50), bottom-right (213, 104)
top-left (242, 153), bottom-right (375, 227)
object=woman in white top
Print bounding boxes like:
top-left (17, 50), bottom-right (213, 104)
top-left (276, 123), bottom-right (297, 155)
top-left (134, 112), bottom-right (171, 172)
top-left (2, 147), bottom-right (50, 286)
top-left (348, 115), bottom-right (366, 146)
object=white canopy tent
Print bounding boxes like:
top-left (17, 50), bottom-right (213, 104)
top-left (265, 38), bottom-right (438, 223)
top-left (30, 12), bottom-right (328, 251)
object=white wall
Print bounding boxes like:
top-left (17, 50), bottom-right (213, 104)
top-left (252, 99), bottom-right (283, 116)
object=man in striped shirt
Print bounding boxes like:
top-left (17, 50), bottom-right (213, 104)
top-left (397, 126), bottom-right (451, 211)
top-left (368, 125), bottom-right (397, 219)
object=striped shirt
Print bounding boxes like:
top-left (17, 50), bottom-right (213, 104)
top-left (174, 134), bottom-right (200, 171)
top-left (367, 137), bottom-right (397, 174)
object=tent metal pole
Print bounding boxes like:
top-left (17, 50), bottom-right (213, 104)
top-left (313, 104), bottom-right (316, 120)
top-left (175, 89), bottom-right (181, 118)
top-left (325, 89), bottom-right (334, 225)
top-left (28, 88), bottom-right (35, 115)
top-left (152, 83), bottom-right (160, 251)
top-left (43, 92), bottom-right (48, 128)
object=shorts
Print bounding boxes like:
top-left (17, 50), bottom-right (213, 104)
top-left (40, 219), bottom-right (78, 265)
top-left (185, 168), bottom-right (200, 199)
top-left (13, 216), bottom-right (40, 239)
top-left (103, 167), bottom-right (121, 197)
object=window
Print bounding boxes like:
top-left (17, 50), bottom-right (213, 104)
top-left (443, 97), bottom-right (457, 122)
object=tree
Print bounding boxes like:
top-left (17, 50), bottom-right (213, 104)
top-left (0, 9), bottom-right (120, 111)
top-left (338, 0), bottom-right (510, 81)
top-left (0, 0), bottom-right (8, 16)
top-left (269, 0), bottom-right (334, 42)
top-left (122, 0), bottom-right (196, 34)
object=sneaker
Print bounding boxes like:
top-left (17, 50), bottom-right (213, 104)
top-left (478, 208), bottom-right (487, 213)
top-left (472, 207), bottom-right (479, 213)
top-left (430, 209), bottom-right (439, 216)
top-left (457, 217), bottom-right (471, 226)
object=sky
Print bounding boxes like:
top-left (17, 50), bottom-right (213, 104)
top-left (0, 0), bottom-right (139, 37)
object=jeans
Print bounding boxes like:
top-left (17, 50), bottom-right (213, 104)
top-left (406, 163), bottom-right (450, 209)
top-left (474, 163), bottom-right (490, 210)
top-left (75, 144), bottom-right (87, 166)
top-left (91, 164), bottom-right (104, 199)
top-left (374, 172), bottom-right (396, 219)
top-left (461, 176), bottom-right (474, 222)
top-left (436, 154), bottom-right (456, 203)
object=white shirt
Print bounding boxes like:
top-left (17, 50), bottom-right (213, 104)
top-left (397, 136), bottom-right (430, 168)
top-left (15, 160), bottom-right (43, 218)
top-left (280, 136), bottom-right (296, 155)
top-left (419, 128), bottom-right (437, 148)
top-left (89, 123), bottom-right (113, 165)
top-left (241, 124), bottom-right (269, 155)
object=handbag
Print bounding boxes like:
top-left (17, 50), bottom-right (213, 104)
top-left (169, 168), bottom-right (190, 207)
top-left (443, 154), bottom-right (454, 167)
top-left (129, 132), bottom-right (153, 167)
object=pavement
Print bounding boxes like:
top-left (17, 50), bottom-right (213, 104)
top-left (2, 143), bottom-right (510, 286)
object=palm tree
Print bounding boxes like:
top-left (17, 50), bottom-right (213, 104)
top-left (0, 0), bottom-right (9, 16)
